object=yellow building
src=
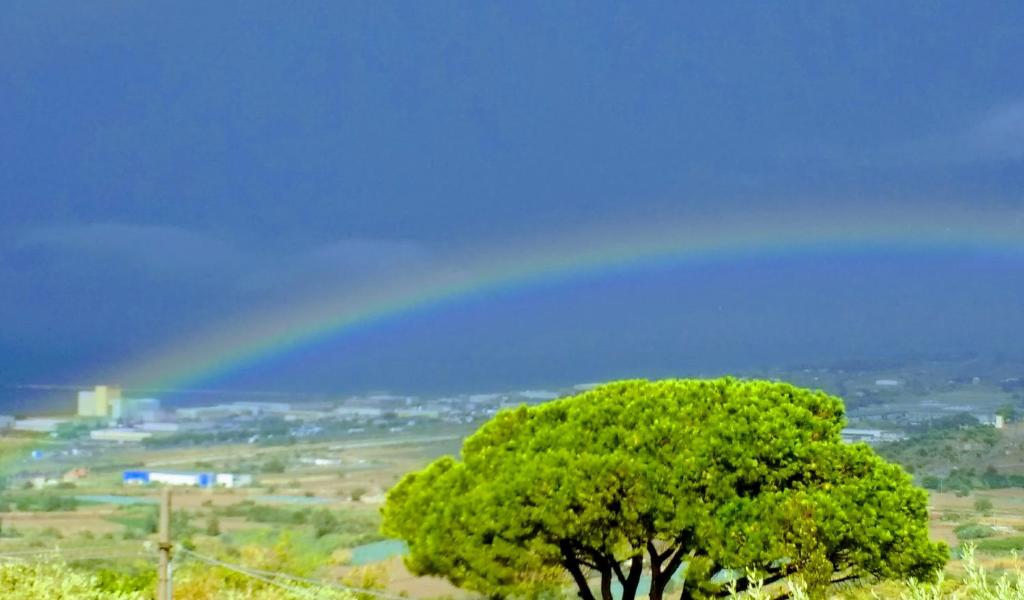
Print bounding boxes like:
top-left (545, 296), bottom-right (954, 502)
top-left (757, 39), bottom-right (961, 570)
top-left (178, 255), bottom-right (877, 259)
top-left (77, 385), bottom-right (122, 418)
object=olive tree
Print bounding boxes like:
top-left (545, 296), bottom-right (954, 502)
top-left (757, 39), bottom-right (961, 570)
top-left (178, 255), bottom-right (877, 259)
top-left (382, 379), bottom-right (946, 599)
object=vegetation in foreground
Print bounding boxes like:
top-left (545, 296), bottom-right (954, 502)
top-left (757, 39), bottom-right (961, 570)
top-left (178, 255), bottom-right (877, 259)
top-left (384, 378), bottom-right (947, 600)
top-left (9, 545), bottom-right (1024, 599)
top-left (0, 558), bottom-right (359, 599)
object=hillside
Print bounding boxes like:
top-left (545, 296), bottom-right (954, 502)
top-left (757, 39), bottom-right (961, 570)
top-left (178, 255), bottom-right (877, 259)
top-left (876, 421), bottom-right (1024, 494)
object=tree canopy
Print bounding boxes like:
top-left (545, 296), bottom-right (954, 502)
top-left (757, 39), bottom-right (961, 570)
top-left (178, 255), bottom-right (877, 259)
top-left (382, 378), bottom-right (947, 599)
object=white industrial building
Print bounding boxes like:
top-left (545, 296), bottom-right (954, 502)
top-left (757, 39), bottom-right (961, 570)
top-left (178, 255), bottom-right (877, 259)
top-left (841, 428), bottom-right (906, 444)
top-left (137, 422), bottom-right (182, 433)
top-left (175, 401), bottom-right (290, 420)
top-left (175, 405), bottom-right (236, 420)
top-left (231, 401), bottom-right (291, 414)
top-left (333, 406), bottom-right (384, 418)
top-left (124, 469), bottom-right (252, 488)
top-left (216, 473), bottom-right (253, 488)
top-left (90, 428), bottom-right (153, 443)
top-left (14, 417), bottom-right (72, 433)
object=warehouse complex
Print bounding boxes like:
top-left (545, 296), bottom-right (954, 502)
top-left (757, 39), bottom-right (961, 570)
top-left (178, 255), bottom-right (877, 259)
top-left (122, 470), bottom-right (253, 488)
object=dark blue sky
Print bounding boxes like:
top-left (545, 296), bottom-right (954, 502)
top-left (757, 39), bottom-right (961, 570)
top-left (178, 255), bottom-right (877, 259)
top-left (2, 3), bottom-right (1023, 400)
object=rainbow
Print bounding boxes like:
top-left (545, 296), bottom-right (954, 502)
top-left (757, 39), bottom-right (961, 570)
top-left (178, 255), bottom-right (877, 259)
top-left (115, 206), bottom-right (1024, 391)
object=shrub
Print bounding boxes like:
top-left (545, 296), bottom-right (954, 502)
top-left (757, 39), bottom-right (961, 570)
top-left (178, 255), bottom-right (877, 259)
top-left (260, 458), bottom-right (286, 474)
top-left (0, 492), bottom-right (79, 512)
top-left (0, 560), bottom-right (145, 599)
top-left (310, 509), bottom-right (340, 538)
top-left (954, 522), bottom-right (996, 540)
top-left (205, 515), bottom-right (221, 537)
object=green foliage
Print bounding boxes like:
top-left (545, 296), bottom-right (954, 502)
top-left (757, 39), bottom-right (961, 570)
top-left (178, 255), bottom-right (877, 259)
top-left (260, 457), bottom-right (287, 474)
top-left (900, 545), bottom-right (1024, 599)
top-left (205, 514), bottom-right (221, 536)
top-left (55, 420), bottom-right (101, 440)
top-left (106, 506), bottom-right (196, 539)
top-left (0, 492), bottom-right (79, 512)
top-left (976, 497), bottom-right (995, 514)
top-left (215, 501), bottom-right (378, 543)
top-left (217, 501), bottom-right (311, 525)
top-left (0, 560), bottom-right (145, 599)
top-left (996, 404), bottom-right (1018, 423)
top-left (923, 466), bottom-right (1024, 494)
top-left (382, 378), bottom-right (947, 600)
top-left (171, 559), bottom-right (357, 600)
top-left (876, 426), bottom-right (1024, 493)
top-left (954, 522), bottom-right (996, 540)
top-left (910, 413), bottom-right (984, 433)
top-left (974, 536), bottom-right (1024, 554)
top-left (310, 508), bottom-right (340, 538)
top-left (86, 562), bottom-right (156, 595)
top-left (106, 506), bottom-right (157, 534)
top-left (0, 556), bottom-right (356, 600)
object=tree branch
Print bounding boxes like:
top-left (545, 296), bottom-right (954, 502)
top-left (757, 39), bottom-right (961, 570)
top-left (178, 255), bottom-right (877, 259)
top-left (621, 554), bottom-right (645, 600)
top-left (647, 541), bottom-right (663, 579)
top-left (657, 544), bottom-right (691, 588)
top-left (611, 559), bottom-right (628, 585)
top-left (559, 542), bottom-right (598, 600)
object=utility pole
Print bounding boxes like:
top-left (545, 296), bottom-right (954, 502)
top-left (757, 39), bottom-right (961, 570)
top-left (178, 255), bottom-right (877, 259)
top-left (157, 487), bottom-right (172, 600)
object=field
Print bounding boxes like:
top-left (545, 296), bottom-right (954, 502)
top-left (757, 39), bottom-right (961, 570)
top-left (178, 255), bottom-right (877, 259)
top-left (0, 428), bottom-right (474, 598)
top-left (6, 428), bottom-right (1024, 599)
top-left (4, 360), bottom-right (1024, 598)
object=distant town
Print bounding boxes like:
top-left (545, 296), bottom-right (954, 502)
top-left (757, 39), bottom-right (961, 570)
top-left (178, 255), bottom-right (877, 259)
top-left (2, 355), bottom-right (1021, 491)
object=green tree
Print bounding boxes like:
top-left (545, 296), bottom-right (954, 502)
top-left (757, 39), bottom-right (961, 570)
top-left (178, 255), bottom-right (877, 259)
top-left (382, 378), bottom-right (947, 600)
top-left (205, 514), bottom-right (221, 536)
top-left (974, 497), bottom-right (994, 514)
top-left (996, 404), bottom-right (1017, 423)
top-left (311, 508), bottom-right (340, 538)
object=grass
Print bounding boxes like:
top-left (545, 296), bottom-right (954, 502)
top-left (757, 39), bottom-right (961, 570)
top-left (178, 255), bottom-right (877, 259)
top-left (975, 537), bottom-right (1024, 554)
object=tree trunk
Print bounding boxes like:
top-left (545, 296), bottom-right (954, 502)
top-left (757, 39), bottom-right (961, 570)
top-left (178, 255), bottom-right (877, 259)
top-left (569, 575), bottom-right (597, 600)
top-left (620, 555), bottom-right (645, 600)
top-left (648, 543), bottom-right (687, 600)
top-left (600, 566), bottom-right (614, 600)
top-left (649, 580), bottom-right (665, 600)
top-left (561, 546), bottom-right (598, 600)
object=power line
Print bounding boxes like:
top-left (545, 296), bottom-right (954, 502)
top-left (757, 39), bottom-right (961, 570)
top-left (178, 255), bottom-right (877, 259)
top-left (178, 548), bottom-right (408, 600)
top-left (0, 531), bottom-right (408, 599)
top-left (176, 549), bottom-right (332, 598)
top-left (240, 562), bottom-right (411, 600)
